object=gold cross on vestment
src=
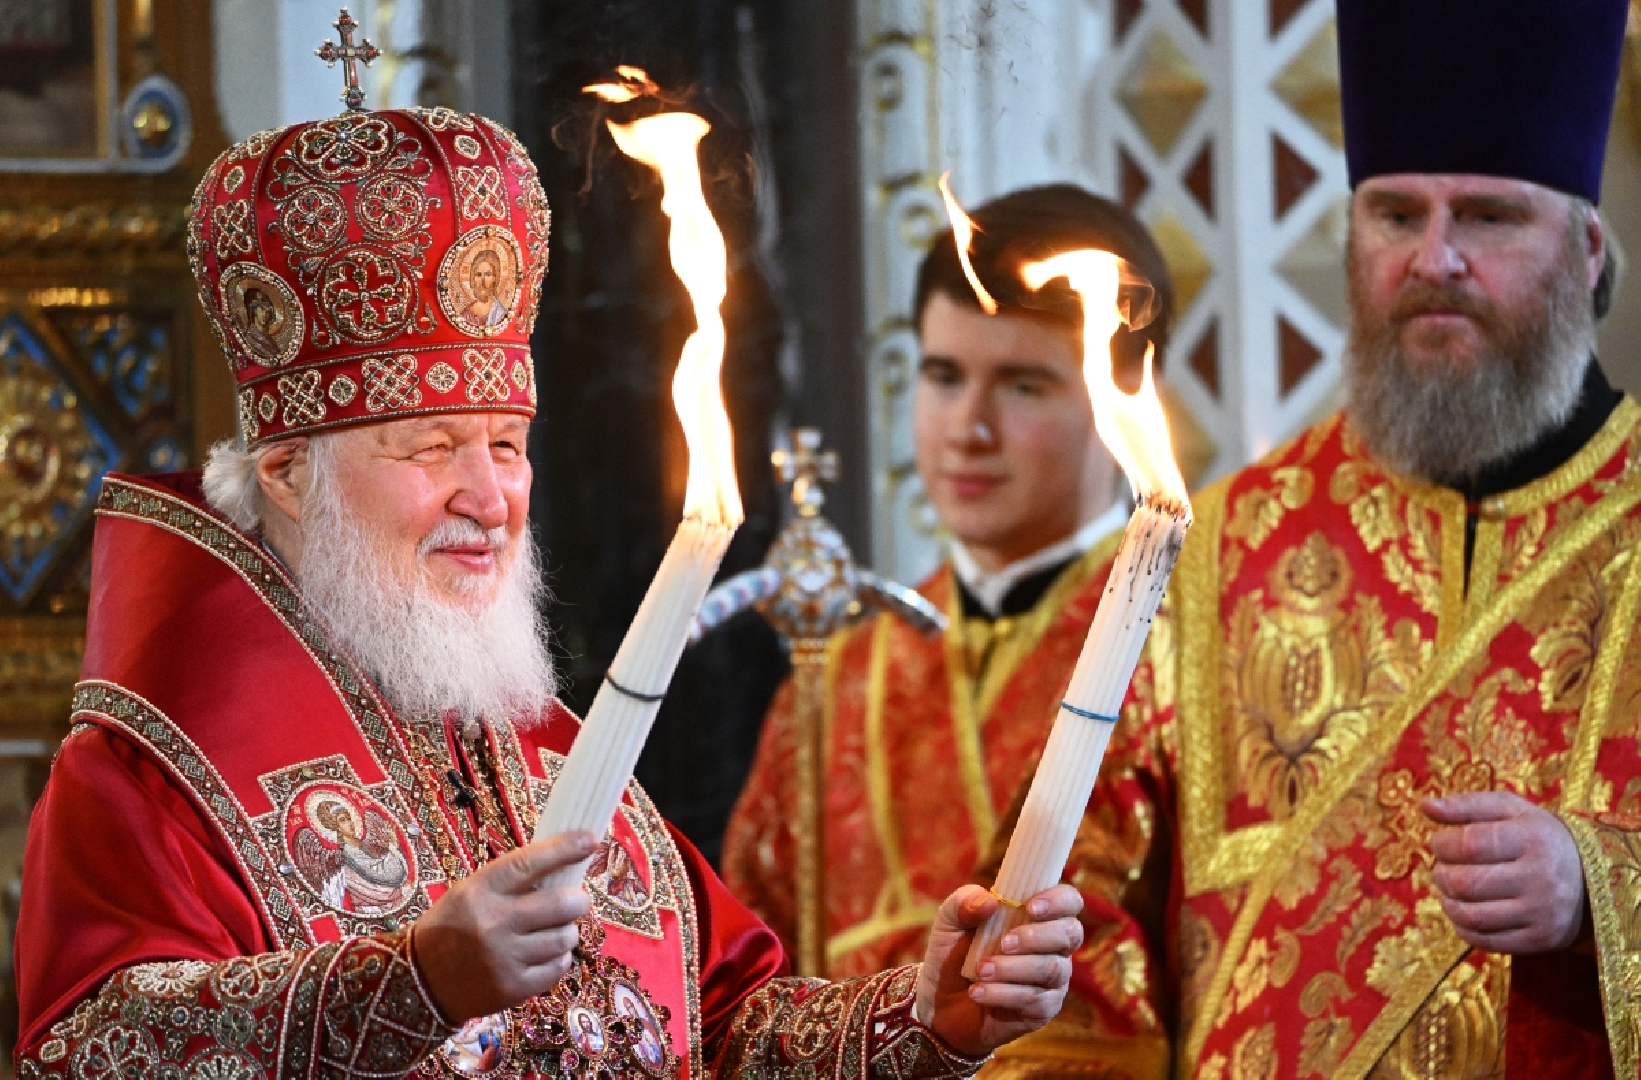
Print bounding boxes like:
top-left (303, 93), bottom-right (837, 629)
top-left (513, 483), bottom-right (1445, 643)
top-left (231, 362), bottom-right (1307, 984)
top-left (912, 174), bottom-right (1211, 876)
top-left (314, 8), bottom-right (381, 112)
top-left (771, 428), bottom-right (839, 517)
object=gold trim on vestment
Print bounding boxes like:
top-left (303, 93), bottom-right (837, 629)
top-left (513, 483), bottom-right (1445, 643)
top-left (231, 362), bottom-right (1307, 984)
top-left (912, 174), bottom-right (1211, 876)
top-left (942, 575), bottom-right (1002, 855)
top-left (831, 543), bottom-right (1118, 967)
top-left (941, 540), bottom-right (1122, 858)
top-left (1434, 486), bottom-right (1468, 655)
top-left (972, 537), bottom-right (1123, 726)
top-left (1182, 423), bottom-right (1641, 1072)
top-left (1495, 396), bottom-right (1641, 515)
top-left (1563, 813), bottom-right (1641, 1078)
top-left (1564, 521), bottom-right (1641, 811)
top-left (862, 614), bottom-right (915, 916)
top-left (979, 1025), bottom-right (1170, 1079)
top-left (834, 612), bottom-right (944, 964)
top-left (1465, 515), bottom-right (1504, 616)
top-left (1335, 937), bottom-right (1472, 1079)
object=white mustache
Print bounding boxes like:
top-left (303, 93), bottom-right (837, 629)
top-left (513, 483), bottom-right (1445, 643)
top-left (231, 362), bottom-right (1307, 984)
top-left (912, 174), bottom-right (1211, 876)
top-left (417, 517), bottom-right (509, 558)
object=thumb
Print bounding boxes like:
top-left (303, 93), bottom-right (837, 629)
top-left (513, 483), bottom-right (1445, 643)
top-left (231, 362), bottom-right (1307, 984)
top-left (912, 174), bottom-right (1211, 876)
top-left (936, 884), bottom-right (998, 933)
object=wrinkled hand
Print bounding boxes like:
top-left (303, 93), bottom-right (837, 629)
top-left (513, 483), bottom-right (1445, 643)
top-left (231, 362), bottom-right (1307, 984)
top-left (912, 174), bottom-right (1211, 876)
top-left (915, 884), bottom-right (1083, 1058)
top-left (412, 831), bottom-right (599, 1023)
top-left (1425, 792), bottom-right (1586, 953)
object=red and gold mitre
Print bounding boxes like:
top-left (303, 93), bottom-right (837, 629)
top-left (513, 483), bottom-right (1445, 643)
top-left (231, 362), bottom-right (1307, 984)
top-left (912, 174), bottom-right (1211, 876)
top-left (187, 103), bottom-right (548, 446)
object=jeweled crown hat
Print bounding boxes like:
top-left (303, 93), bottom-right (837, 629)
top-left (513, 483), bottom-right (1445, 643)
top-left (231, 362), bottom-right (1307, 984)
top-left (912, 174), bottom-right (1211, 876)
top-left (187, 8), bottom-right (548, 447)
top-left (1337, 0), bottom-right (1628, 203)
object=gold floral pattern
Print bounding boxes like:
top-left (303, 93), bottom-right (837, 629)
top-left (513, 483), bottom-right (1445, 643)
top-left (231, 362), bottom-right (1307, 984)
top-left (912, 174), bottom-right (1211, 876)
top-left (16, 932), bottom-right (450, 1080)
top-left (708, 965), bottom-right (988, 1078)
top-left (1226, 533), bottom-right (1426, 819)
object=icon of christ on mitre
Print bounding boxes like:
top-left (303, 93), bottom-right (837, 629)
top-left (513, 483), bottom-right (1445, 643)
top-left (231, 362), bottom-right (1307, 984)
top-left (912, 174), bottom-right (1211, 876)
top-left (13, 12), bottom-right (1085, 1080)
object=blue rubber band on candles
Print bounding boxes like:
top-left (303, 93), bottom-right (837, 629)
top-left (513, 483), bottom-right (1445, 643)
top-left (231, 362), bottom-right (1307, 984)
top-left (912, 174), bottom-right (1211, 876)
top-left (605, 671), bottom-right (665, 704)
top-left (1059, 700), bottom-right (1119, 723)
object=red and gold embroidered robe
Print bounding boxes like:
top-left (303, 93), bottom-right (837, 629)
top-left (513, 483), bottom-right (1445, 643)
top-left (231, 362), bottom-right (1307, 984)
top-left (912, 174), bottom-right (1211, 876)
top-left (984, 405), bottom-right (1641, 1080)
top-left (15, 473), bottom-right (988, 1080)
top-left (725, 541), bottom-right (1118, 979)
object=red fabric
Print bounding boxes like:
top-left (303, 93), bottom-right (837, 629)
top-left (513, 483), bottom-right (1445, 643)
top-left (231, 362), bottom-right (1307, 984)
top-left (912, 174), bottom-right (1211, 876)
top-left (1504, 951), bottom-right (1613, 1080)
top-left (17, 727), bottom-right (271, 1050)
top-left (17, 471), bottom-right (789, 1075)
top-left (673, 823), bottom-right (791, 1053)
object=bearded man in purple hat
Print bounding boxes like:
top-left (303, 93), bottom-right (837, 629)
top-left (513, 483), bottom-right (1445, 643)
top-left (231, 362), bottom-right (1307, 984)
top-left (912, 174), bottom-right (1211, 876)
top-left (979, 1), bottom-right (1641, 1077)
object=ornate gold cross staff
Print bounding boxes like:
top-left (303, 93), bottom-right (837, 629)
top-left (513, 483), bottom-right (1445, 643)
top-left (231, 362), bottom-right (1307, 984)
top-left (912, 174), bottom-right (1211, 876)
top-left (691, 429), bottom-right (945, 975)
top-left (314, 8), bottom-right (382, 112)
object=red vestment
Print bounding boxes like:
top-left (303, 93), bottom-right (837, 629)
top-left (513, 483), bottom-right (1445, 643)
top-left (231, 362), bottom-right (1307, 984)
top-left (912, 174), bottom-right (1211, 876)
top-left (15, 473), bottom-right (987, 1079)
top-left (982, 407), bottom-right (1641, 1079)
top-left (725, 543), bottom-right (1118, 978)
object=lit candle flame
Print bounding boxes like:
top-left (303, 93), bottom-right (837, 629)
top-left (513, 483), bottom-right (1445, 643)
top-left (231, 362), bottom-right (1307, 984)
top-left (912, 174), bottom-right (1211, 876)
top-left (607, 111), bottom-right (744, 525)
top-left (1022, 252), bottom-right (1188, 507)
top-left (937, 172), bottom-right (998, 315)
top-left (584, 65), bottom-right (660, 103)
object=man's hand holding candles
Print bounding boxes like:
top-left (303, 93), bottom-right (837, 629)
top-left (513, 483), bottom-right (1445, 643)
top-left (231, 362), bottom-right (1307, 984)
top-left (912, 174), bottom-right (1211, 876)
top-left (962, 246), bottom-right (1191, 977)
top-left (488, 79), bottom-right (1084, 1057)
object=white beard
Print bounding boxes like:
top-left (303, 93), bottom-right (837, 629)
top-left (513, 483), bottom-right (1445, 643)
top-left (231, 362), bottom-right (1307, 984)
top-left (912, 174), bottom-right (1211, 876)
top-left (295, 439), bottom-right (556, 726)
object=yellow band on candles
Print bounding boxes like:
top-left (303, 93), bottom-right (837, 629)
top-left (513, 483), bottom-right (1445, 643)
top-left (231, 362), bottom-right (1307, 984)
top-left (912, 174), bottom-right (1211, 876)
top-left (605, 670), bottom-right (666, 704)
top-left (988, 888), bottom-right (1026, 910)
top-left (1059, 700), bottom-right (1119, 723)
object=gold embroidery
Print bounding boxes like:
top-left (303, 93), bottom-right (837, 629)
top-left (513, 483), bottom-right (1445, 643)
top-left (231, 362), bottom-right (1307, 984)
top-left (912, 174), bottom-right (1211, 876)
top-left (1565, 813), bottom-right (1641, 1076)
top-left (1562, 523), bottom-right (1641, 810)
top-left (831, 616), bottom-right (943, 965)
top-left (1382, 502), bottom-right (1443, 618)
top-left (1365, 955), bottom-right (1507, 1080)
top-left (1347, 483), bottom-right (1403, 554)
top-left (1373, 762), bottom-right (1492, 881)
top-left (1225, 466), bottom-right (1315, 552)
top-left (16, 933), bottom-right (449, 1079)
top-left (708, 964), bottom-right (989, 1077)
top-left (1229, 1023), bottom-right (1277, 1080)
top-left (1299, 1011), bottom-right (1354, 1078)
top-left (1499, 507), bottom-right (1547, 582)
top-left (1184, 460), bottom-right (1641, 1070)
top-left (1228, 534), bottom-right (1423, 821)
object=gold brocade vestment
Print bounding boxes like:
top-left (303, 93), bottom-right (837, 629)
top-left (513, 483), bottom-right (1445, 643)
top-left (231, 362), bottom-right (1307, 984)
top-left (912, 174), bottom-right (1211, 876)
top-left (987, 405), bottom-right (1641, 1080)
top-left (724, 542), bottom-right (1119, 978)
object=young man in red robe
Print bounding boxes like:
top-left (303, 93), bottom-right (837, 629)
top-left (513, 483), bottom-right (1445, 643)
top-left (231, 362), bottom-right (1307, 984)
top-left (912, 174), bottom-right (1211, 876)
top-left (724, 187), bottom-right (1174, 979)
top-left (983, 1), bottom-right (1641, 1076)
top-left (11, 71), bottom-right (1086, 1080)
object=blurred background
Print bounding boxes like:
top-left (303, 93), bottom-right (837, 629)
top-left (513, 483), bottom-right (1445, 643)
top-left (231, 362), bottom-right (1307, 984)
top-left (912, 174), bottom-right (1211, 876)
top-left (6, 0), bottom-right (1641, 1066)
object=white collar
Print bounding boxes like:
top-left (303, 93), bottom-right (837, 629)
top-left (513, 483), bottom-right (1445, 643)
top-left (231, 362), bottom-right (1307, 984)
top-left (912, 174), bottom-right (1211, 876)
top-left (948, 501), bottom-right (1129, 618)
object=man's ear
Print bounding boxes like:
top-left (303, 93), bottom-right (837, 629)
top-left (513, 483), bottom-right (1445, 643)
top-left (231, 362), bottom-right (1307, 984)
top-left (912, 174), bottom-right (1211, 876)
top-left (255, 438), bottom-right (310, 527)
top-left (1583, 206), bottom-right (1607, 294)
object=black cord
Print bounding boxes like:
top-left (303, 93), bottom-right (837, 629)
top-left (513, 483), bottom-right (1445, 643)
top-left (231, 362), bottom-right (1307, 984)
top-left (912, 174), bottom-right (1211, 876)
top-left (604, 670), bottom-right (665, 704)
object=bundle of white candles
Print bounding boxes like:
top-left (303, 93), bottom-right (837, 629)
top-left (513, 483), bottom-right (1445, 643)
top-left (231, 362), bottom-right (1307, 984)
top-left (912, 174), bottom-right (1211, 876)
top-left (956, 246), bottom-right (1193, 978)
top-left (532, 87), bottom-right (743, 888)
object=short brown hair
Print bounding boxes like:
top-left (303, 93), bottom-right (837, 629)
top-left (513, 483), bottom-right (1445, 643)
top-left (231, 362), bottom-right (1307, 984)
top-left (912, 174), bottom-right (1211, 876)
top-left (914, 184), bottom-right (1173, 378)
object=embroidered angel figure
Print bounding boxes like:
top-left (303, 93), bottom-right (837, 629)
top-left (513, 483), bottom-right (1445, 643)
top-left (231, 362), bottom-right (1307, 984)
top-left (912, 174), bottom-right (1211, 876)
top-left (292, 792), bottom-right (413, 914)
top-left (588, 834), bottom-right (650, 909)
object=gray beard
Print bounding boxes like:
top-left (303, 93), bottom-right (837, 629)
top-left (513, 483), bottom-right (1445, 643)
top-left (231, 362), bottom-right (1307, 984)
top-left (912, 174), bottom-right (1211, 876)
top-left (294, 439), bottom-right (556, 726)
top-left (1344, 240), bottom-right (1594, 487)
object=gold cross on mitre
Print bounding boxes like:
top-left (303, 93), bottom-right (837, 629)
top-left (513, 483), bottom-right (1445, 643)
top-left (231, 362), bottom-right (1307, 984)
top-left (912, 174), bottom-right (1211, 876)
top-left (314, 8), bottom-right (381, 112)
top-left (771, 428), bottom-right (839, 518)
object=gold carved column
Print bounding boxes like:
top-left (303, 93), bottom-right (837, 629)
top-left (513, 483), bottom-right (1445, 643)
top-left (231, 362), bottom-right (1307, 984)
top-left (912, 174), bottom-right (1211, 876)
top-left (0, 0), bottom-right (228, 1069)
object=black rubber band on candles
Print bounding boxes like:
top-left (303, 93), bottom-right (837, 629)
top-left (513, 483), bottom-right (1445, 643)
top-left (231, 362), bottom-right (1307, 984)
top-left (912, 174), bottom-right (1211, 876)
top-left (605, 671), bottom-right (666, 704)
top-left (1059, 700), bottom-right (1119, 723)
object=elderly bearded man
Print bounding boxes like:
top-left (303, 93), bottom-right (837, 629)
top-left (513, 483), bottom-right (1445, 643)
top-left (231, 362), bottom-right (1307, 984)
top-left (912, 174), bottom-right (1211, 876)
top-left (725, 186), bottom-right (1174, 980)
top-left (12, 90), bottom-right (1083, 1079)
top-left (978, 2), bottom-right (1641, 1078)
